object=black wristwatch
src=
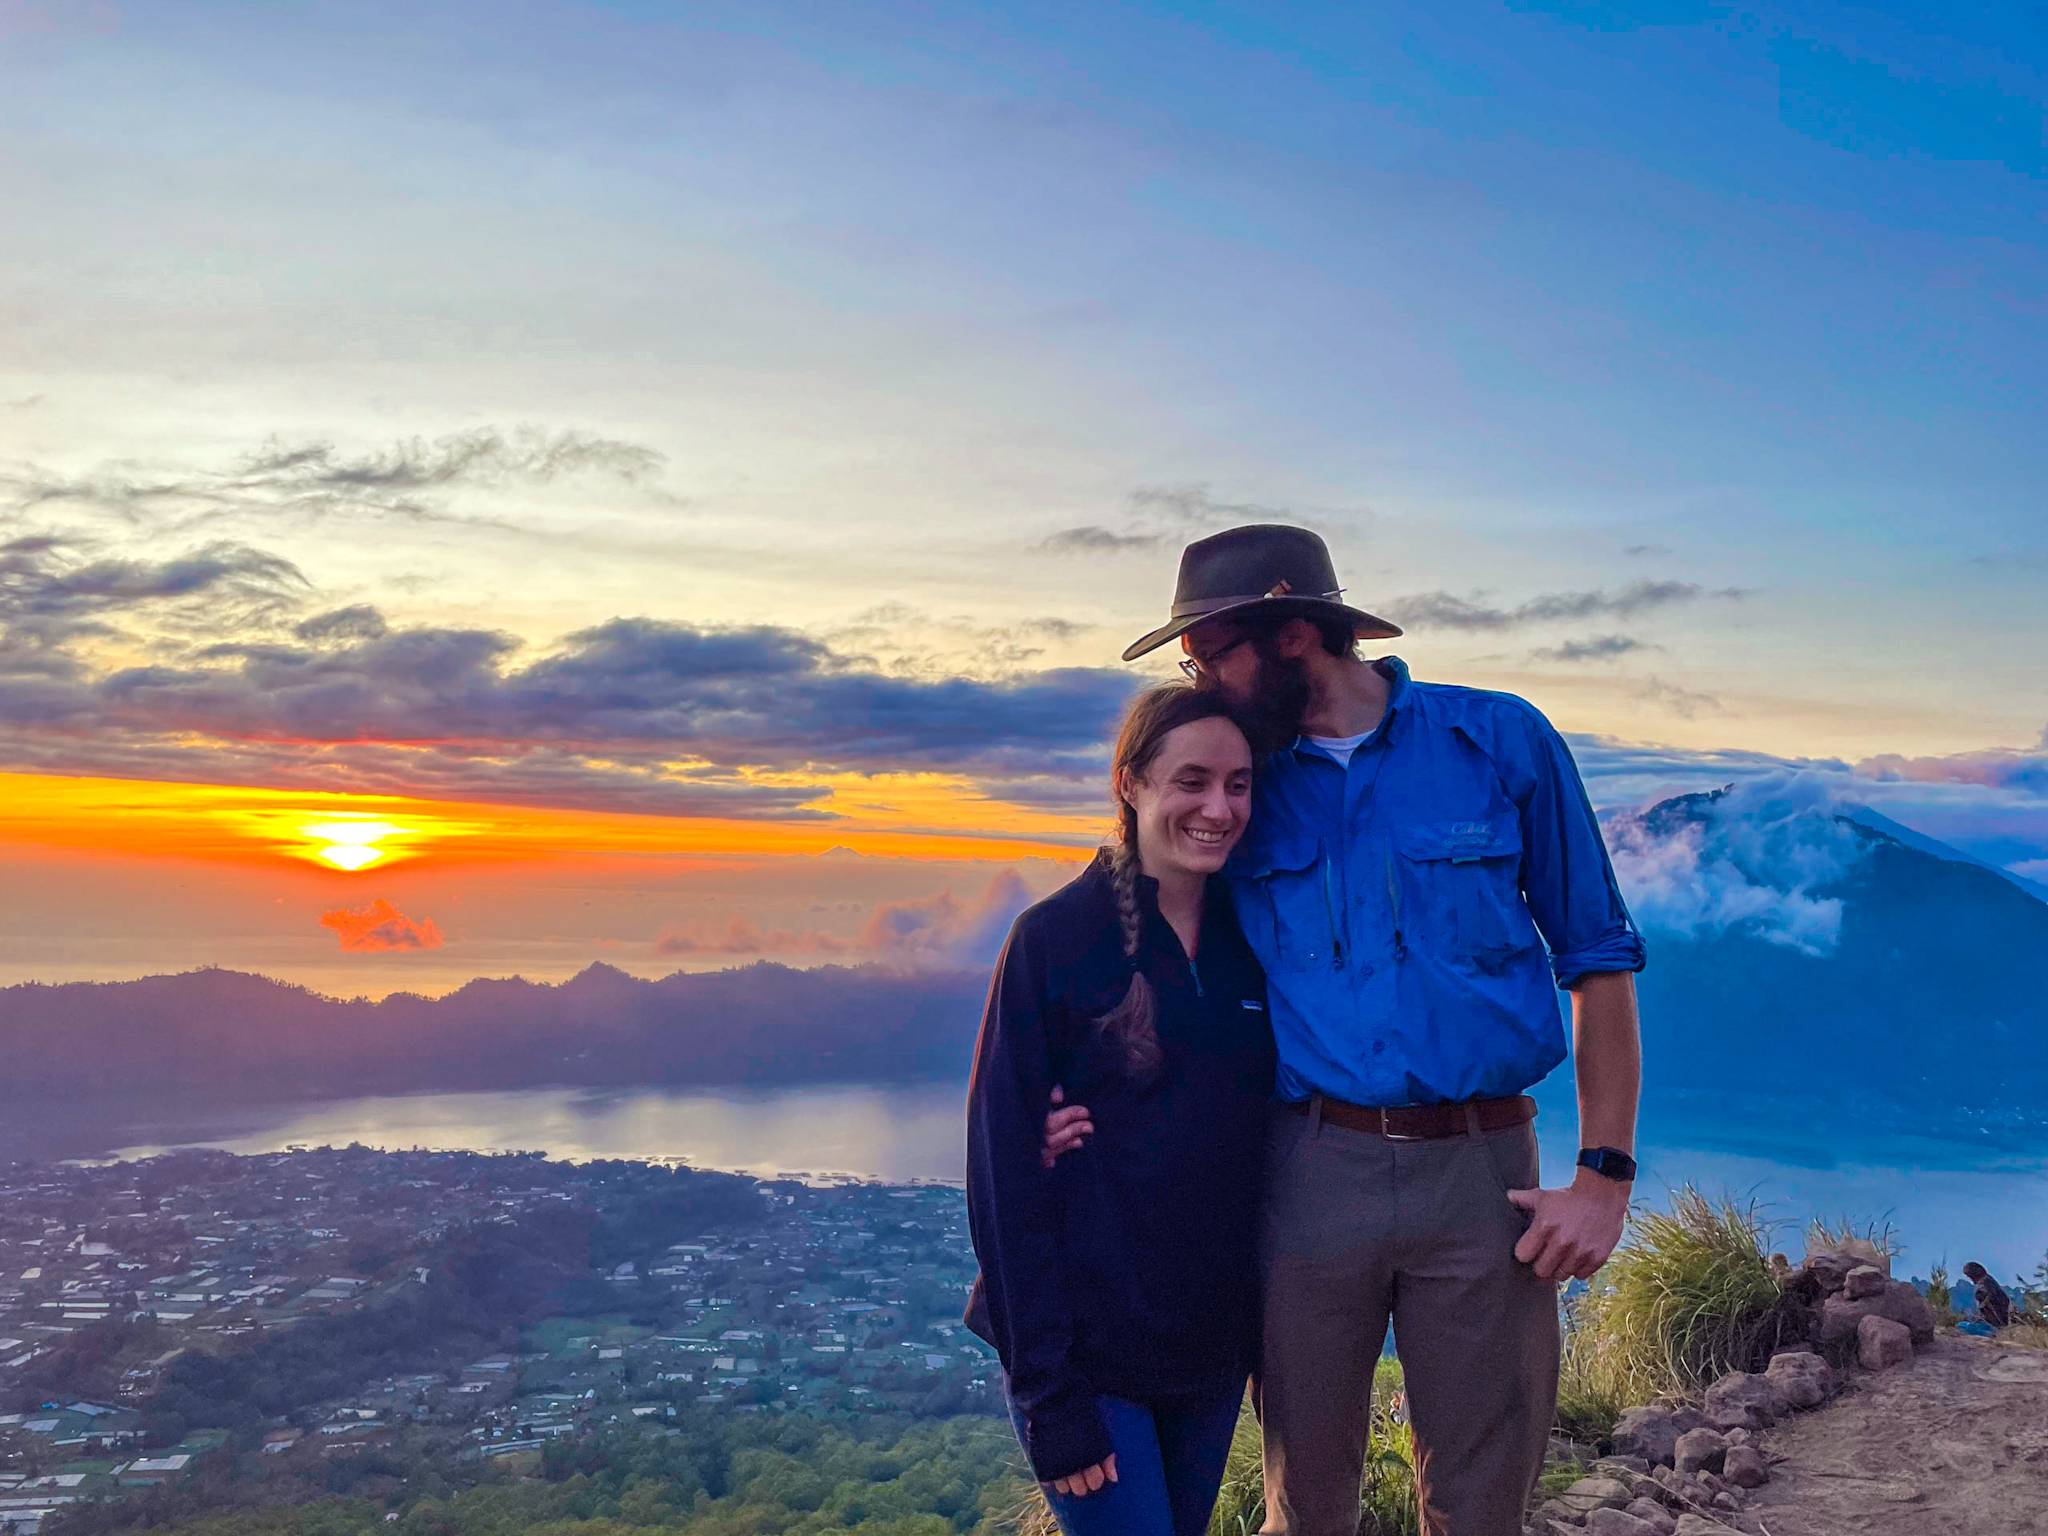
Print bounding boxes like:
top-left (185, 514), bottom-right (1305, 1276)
top-left (1577, 1146), bottom-right (1638, 1184)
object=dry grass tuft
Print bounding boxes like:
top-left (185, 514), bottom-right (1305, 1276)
top-left (1555, 1187), bottom-right (1783, 1441)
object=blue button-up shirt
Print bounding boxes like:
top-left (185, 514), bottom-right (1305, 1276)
top-left (1225, 657), bottom-right (1646, 1106)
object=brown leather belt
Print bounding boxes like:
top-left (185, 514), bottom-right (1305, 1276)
top-left (1285, 1093), bottom-right (1536, 1142)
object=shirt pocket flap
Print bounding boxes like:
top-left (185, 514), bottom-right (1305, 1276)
top-left (1398, 814), bottom-right (1523, 865)
top-left (1237, 831), bottom-right (1321, 881)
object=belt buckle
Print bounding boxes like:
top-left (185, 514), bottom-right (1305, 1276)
top-left (1378, 1106), bottom-right (1422, 1142)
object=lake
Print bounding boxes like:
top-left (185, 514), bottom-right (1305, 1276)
top-left (53, 1080), bottom-right (2048, 1278)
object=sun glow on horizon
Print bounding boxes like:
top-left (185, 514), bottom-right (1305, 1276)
top-left (301, 820), bottom-right (406, 871)
top-left (0, 769), bottom-right (1097, 874)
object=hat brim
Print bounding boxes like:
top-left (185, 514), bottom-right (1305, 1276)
top-left (1121, 597), bottom-right (1403, 662)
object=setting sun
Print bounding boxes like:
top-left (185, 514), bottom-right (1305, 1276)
top-left (304, 820), bottom-right (404, 871)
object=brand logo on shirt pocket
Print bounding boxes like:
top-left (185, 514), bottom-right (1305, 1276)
top-left (1240, 999), bottom-right (1266, 1012)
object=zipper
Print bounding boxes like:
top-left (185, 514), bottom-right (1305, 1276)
top-left (1322, 851), bottom-right (1347, 969)
top-left (1161, 908), bottom-right (1204, 997)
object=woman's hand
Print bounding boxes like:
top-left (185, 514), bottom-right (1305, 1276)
top-left (1050, 1454), bottom-right (1118, 1498)
top-left (1040, 1083), bottom-right (1094, 1168)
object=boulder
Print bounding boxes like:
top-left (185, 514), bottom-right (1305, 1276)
top-left (1881, 1280), bottom-right (1937, 1344)
top-left (1673, 1427), bottom-right (1727, 1475)
top-left (1584, 1511), bottom-right (1659, 1536)
top-left (1765, 1349), bottom-right (1834, 1410)
top-left (1559, 1475), bottom-right (1635, 1512)
top-left (1611, 1405), bottom-right (1710, 1467)
top-left (1673, 1517), bottom-right (1725, 1536)
top-left (1594, 1456), bottom-right (1651, 1478)
top-left (1819, 1237), bottom-right (1892, 1275)
top-left (1625, 1498), bottom-right (1678, 1534)
top-left (1818, 1294), bottom-right (1879, 1347)
top-left (1788, 1240), bottom-right (1891, 1307)
top-left (1859, 1314), bottom-right (1913, 1370)
top-left (1722, 1445), bottom-right (1769, 1488)
top-left (1796, 1251), bottom-right (1856, 1295)
top-left (1711, 1491), bottom-right (1741, 1513)
top-left (1703, 1402), bottom-right (1757, 1433)
top-left (1723, 1428), bottom-right (1753, 1448)
top-left (1703, 1371), bottom-right (1786, 1426)
top-left (1821, 1282), bottom-right (1937, 1349)
top-left (1843, 1264), bottom-right (1887, 1300)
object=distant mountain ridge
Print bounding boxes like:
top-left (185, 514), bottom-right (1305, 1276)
top-left (1839, 801), bottom-right (2048, 905)
top-left (0, 960), bottom-right (988, 1128)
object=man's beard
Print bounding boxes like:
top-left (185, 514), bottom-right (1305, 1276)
top-left (1233, 645), bottom-right (1312, 757)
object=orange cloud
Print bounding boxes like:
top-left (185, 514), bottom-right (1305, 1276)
top-left (320, 898), bottom-right (444, 953)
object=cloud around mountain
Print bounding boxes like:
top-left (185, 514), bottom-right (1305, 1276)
top-left (1606, 775), bottom-right (1864, 955)
top-left (1572, 728), bottom-right (2048, 887)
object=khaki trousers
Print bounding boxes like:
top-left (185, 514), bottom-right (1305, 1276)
top-left (1253, 1101), bottom-right (1559, 1536)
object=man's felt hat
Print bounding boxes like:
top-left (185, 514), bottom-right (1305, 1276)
top-left (1121, 524), bottom-right (1402, 661)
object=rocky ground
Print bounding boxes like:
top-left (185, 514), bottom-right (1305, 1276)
top-left (1529, 1248), bottom-right (2048, 1536)
top-left (1743, 1334), bottom-right (2048, 1535)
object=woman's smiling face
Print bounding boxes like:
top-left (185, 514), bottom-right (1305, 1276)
top-left (1120, 715), bottom-right (1254, 881)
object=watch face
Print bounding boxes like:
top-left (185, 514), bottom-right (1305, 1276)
top-left (1581, 1148), bottom-right (1636, 1180)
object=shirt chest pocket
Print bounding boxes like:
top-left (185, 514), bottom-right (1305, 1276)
top-left (1396, 813), bottom-right (1538, 971)
top-left (1243, 835), bottom-right (1341, 974)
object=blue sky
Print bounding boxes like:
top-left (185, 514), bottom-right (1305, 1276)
top-left (1, 0), bottom-right (2044, 986)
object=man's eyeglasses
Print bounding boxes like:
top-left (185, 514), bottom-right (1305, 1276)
top-left (1179, 635), bottom-right (1252, 680)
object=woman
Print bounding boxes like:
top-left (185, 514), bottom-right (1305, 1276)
top-left (964, 684), bottom-right (1275, 1536)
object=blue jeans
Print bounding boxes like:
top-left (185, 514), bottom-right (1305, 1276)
top-left (1005, 1380), bottom-right (1244, 1536)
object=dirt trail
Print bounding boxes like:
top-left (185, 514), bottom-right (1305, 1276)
top-left (1740, 1334), bottom-right (2048, 1534)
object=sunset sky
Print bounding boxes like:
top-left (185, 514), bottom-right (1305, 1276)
top-left (3, 1), bottom-right (2043, 997)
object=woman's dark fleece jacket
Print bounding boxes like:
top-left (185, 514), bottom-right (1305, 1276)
top-left (964, 849), bottom-right (1275, 1482)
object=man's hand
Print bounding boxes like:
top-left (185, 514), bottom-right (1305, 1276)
top-left (1507, 1170), bottom-right (1630, 1282)
top-left (1049, 1454), bottom-right (1117, 1498)
top-left (1041, 1084), bottom-right (1093, 1169)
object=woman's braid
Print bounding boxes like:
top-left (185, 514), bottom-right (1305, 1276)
top-left (1110, 834), bottom-right (1144, 963)
top-left (1098, 807), bottom-right (1163, 1081)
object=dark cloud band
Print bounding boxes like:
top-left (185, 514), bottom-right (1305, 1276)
top-left (1388, 579), bottom-right (1744, 632)
top-left (0, 532), bottom-right (1138, 821)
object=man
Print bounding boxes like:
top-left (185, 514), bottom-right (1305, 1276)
top-left (1048, 525), bottom-right (1645, 1536)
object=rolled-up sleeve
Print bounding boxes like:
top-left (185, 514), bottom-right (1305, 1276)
top-left (1503, 706), bottom-right (1648, 989)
